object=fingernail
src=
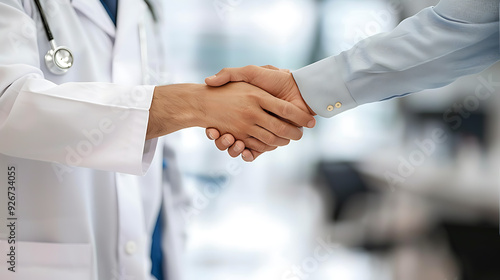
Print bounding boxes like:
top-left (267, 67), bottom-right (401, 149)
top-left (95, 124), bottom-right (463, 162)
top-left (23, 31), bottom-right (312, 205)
top-left (208, 132), bottom-right (215, 140)
top-left (307, 120), bottom-right (315, 128)
top-left (207, 75), bottom-right (216, 80)
top-left (234, 142), bottom-right (242, 151)
top-left (242, 153), bottom-right (251, 161)
top-left (222, 137), bottom-right (230, 146)
top-left (242, 151), bottom-right (254, 162)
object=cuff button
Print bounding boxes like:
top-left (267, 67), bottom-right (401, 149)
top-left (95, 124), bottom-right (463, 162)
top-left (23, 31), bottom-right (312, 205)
top-left (327, 105), bottom-right (334, 112)
top-left (335, 102), bottom-right (342, 108)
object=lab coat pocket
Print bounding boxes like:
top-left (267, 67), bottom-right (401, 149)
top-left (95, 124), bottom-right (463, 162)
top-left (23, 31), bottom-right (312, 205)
top-left (0, 240), bottom-right (93, 280)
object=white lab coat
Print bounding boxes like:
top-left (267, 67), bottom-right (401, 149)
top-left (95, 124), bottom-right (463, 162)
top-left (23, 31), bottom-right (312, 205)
top-left (0, 0), bottom-right (187, 279)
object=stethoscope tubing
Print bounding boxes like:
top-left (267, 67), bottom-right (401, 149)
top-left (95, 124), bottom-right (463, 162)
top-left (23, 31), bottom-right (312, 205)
top-left (33, 0), bottom-right (54, 41)
top-left (33, 0), bottom-right (156, 76)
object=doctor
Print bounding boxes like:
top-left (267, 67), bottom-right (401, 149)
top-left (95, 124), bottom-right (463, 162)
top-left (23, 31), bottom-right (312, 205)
top-left (0, 1), bottom-right (315, 280)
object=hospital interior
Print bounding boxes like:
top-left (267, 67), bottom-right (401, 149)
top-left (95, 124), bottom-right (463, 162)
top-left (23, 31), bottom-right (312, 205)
top-left (159, 0), bottom-right (500, 279)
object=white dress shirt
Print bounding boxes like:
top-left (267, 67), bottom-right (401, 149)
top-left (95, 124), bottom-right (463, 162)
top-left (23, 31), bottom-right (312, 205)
top-left (293, 0), bottom-right (500, 117)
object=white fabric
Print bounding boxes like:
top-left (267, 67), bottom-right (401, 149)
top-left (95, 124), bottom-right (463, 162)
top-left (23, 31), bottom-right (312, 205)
top-left (0, 0), bottom-right (186, 279)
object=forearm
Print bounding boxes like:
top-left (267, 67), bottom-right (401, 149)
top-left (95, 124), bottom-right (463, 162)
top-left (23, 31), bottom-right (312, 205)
top-left (0, 0), bottom-right (158, 174)
top-left (294, 1), bottom-right (500, 117)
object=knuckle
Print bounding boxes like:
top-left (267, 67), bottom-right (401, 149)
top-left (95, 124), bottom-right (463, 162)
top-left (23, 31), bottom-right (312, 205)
top-left (244, 65), bottom-right (260, 82)
top-left (246, 65), bottom-right (258, 71)
top-left (242, 107), bottom-right (256, 119)
top-left (256, 143), bottom-right (269, 153)
top-left (247, 139), bottom-right (267, 153)
top-left (220, 68), bottom-right (233, 78)
top-left (263, 133), bottom-right (278, 145)
top-left (275, 123), bottom-right (291, 137)
top-left (263, 65), bottom-right (279, 70)
top-left (281, 102), bottom-right (293, 117)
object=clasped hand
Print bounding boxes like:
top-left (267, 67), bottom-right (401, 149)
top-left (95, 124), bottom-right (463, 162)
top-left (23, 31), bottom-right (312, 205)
top-left (203, 65), bottom-right (317, 162)
top-left (147, 66), bottom-right (315, 158)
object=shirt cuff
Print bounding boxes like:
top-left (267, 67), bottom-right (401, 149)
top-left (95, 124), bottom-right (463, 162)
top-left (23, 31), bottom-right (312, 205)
top-left (139, 85), bottom-right (158, 175)
top-left (292, 56), bottom-right (357, 118)
top-left (434, 0), bottom-right (499, 24)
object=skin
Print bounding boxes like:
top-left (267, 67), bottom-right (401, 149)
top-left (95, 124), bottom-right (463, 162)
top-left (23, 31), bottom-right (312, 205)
top-left (204, 65), bottom-right (316, 161)
top-left (147, 82), bottom-right (315, 153)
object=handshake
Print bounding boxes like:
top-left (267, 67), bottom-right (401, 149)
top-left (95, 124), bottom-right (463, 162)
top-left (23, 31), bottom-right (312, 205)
top-left (147, 65), bottom-right (317, 162)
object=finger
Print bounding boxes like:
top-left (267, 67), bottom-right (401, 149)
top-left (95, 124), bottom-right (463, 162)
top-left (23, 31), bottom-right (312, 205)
top-left (260, 65), bottom-right (290, 73)
top-left (227, 140), bottom-right (245, 158)
top-left (249, 125), bottom-right (291, 147)
top-left (206, 128), bottom-right (221, 140)
top-left (243, 137), bottom-right (274, 153)
top-left (205, 73), bottom-right (229, 87)
top-left (205, 65), bottom-right (260, 87)
top-left (241, 149), bottom-right (255, 162)
top-left (205, 67), bottom-right (243, 87)
top-left (259, 96), bottom-right (316, 129)
top-left (260, 65), bottom-right (280, 70)
top-left (256, 112), bottom-right (304, 141)
top-left (242, 146), bottom-right (276, 162)
top-left (214, 134), bottom-right (236, 151)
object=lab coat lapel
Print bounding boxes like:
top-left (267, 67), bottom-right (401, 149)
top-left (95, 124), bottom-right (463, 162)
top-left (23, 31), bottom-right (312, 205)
top-left (71, 0), bottom-right (116, 38)
top-left (113, 0), bottom-right (145, 85)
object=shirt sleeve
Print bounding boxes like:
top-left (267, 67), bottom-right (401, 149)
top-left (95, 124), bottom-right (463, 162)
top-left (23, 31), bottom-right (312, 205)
top-left (0, 1), bottom-right (157, 175)
top-left (293, 0), bottom-right (500, 118)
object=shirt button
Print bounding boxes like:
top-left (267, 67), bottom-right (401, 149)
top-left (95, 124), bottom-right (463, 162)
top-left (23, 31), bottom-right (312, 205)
top-left (125, 241), bottom-right (137, 255)
top-left (327, 105), bottom-right (334, 111)
top-left (335, 102), bottom-right (342, 108)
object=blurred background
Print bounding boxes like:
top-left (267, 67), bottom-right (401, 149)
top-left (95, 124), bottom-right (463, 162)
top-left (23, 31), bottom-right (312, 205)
top-left (158, 0), bottom-right (500, 279)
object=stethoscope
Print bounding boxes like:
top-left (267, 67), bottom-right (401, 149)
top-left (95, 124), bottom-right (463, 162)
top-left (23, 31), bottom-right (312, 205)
top-left (33, 0), bottom-right (73, 75)
top-left (33, 0), bottom-right (158, 76)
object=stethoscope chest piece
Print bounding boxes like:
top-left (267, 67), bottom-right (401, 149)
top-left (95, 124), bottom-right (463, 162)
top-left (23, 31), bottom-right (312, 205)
top-left (45, 39), bottom-right (73, 75)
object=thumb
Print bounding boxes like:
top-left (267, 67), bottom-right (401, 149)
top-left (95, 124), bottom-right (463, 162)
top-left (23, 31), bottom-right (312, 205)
top-left (205, 73), bottom-right (229, 87)
top-left (205, 67), bottom-right (252, 87)
top-left (205, 68), bottom-right (236, 87)
top-left (260, 65), bottom-right (280, 71)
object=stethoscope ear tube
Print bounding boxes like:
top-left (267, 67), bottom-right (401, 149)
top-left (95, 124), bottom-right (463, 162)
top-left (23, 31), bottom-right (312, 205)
top-left (34, 0), bottom-right (74, 75)
top-left (33, 0), bottom-right (53, 41)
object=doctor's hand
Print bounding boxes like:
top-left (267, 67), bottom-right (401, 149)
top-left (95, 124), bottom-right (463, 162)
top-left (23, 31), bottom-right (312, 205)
top-left (147, 82), bottom-right (314, 153)
top-left (204, 65), bottom-right (317, 161)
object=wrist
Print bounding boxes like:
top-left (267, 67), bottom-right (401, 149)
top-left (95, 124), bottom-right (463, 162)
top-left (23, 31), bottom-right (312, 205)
top-left (147, 84), bottom-right (204, 139)
top-left (290, 73), bottom-right (316, 116)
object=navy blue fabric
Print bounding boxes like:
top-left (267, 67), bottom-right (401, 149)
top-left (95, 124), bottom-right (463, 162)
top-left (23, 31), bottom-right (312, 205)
top-left (100, 0), bottom-right (118, 25)
top-left (150, 204), bottom-right (165, 280)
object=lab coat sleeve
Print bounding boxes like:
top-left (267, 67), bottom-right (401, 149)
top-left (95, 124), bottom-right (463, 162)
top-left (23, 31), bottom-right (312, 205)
top-left (293, 0), bottom-right (500, 118)
top-left (0, 1), bottom-right (156, 175)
